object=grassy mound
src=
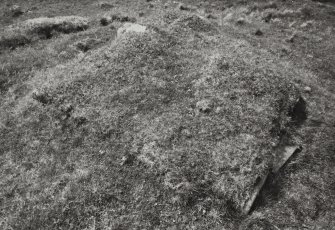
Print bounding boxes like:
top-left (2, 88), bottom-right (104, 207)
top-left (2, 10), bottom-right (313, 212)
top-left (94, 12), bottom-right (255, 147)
top-left (0, 16), bottom-right (88, 49)
top-left (0, 12), bottom-right (306, 229)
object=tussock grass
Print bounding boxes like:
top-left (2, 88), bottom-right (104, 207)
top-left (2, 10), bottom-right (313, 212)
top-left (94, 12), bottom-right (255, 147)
top-left (0, 16), bottom-right (89, 49)
top-left (0, 24), bottom-right (115, 97)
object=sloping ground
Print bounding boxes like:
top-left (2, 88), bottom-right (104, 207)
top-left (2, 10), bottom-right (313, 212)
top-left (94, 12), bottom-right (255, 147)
top-left (0, 11), bottom-right (312, 229)
top-left (201, 1), bottom-right (335, 229)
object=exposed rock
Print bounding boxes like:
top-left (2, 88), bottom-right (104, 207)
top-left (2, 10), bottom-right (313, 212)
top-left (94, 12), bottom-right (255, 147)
top-left (117, 23), bottom-right (147, 38)
top-left (236, 17), bottom-right (246, 25)
top-left (304, 86), bottom-right (312, 93)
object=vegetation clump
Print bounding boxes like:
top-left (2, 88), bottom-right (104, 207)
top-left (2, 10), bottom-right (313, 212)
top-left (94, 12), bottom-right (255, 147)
top-left (0, 16), bottom-right (89, 49)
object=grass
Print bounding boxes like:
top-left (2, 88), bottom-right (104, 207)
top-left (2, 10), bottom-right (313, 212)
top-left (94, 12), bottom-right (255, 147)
top-left (0, 11), bottom-right (309, 229)
top-left (0, 16), bottom-right (89, 49)
top-left (0, 0), bottom-right (335, 229)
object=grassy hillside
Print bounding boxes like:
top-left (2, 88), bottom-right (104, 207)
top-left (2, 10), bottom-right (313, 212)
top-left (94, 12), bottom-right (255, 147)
top-left (1, 0), bottom-right (335, 229)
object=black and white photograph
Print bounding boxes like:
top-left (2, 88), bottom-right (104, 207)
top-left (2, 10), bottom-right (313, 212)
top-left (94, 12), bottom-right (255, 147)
top-left (0, 0), bottom-right (334, 229)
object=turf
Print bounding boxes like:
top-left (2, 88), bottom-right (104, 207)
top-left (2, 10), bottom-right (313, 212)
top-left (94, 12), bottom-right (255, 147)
top-left (0, 0), bottom-right (334, 229)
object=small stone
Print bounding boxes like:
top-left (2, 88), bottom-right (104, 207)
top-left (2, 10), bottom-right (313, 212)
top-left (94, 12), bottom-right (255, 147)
top-left (75, 41), bottom-right (89, 52)
top-left (181, 129), bottom-right (192, 138)
top-left (236, 17), bottom-right (246, 25)
top-left (255, 29), bottom-right (263, 36)
top-left (271, 142), bottom-right (278, 147)
top-left (300, 20), bottom-right (313, 28)
top-left (178, 3), bottom-right (195, 11)
top-left (120, 155), bottom-right (135, 166)
top-left (98, 2), bottom-right (114, 9)
top-left (215, 107), bottom-right (223, 114)
top-left (272, 18), bottom-right (281, 23)
top-left (32, 91), bottom-right (53, 105)
top-left (262, 13), bottom-right (273, 23)
top-left (206, 14), bottom-right (217, 19)
top-left (304, 86), bottom-right (312, 93)
top-left (196, 99), bottom-right (213, 114)
top-left (9, 5), bottom-right (23, 17)
top-left (281, 46), bottom-right (291, 54)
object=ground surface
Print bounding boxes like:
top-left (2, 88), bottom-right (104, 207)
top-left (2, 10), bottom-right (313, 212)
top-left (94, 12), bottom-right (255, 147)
top-left (0, 0), bottom-right (335, 229)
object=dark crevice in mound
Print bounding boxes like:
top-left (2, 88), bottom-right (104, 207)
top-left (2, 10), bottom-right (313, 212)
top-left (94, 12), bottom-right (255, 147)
top-left (289, 97), bottom-right (308, 126)
top-left (36, 27), bottom-right (54, 39)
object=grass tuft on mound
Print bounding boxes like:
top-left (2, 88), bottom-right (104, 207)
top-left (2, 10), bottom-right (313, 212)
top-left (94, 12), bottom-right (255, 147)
top-left (0, 16), bottom-right (89, 49)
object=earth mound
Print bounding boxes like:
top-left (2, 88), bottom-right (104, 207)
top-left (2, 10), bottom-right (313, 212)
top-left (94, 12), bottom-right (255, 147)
top-left (0, 13), bottom-right (306, 229)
